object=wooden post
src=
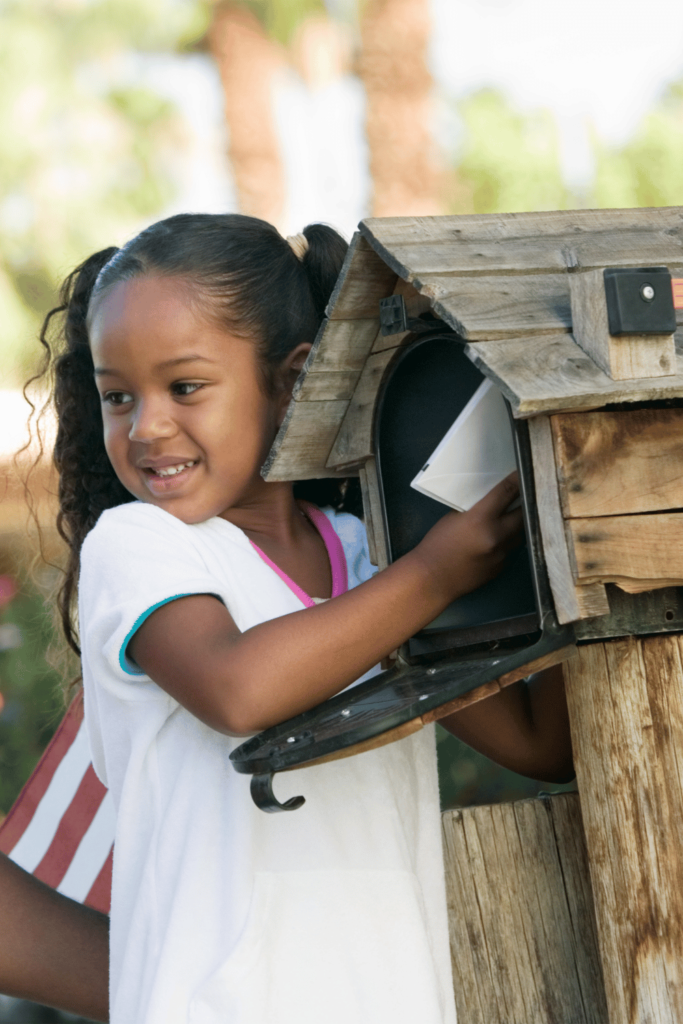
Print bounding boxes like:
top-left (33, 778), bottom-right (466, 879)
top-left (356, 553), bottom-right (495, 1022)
top-left (563, 637), bottom-right (683, 1022)
top-left (442, 793), bottom-right (607, 1023)
top-left (569, 269), bottom-right (675, 381)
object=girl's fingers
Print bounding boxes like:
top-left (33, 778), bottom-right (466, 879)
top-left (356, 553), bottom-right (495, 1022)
top-left (498, 507), bottom-right (525, 549)
top-left (472, 471), bottom-right (520, 518)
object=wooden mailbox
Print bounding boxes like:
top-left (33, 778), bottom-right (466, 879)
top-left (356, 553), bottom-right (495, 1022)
top-left (256, 208), bottom-right (683, 1023)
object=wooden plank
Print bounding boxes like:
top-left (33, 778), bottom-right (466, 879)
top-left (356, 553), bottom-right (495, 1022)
top-left (567, 512), bottom-right (683, 591)
top-left (363, 226), bottom-right (683, 279)
top-left (358, 460), bottom-right (378, 567)
top-left (262, 400), bottom-right (350, 481)
top-left (551, 408), bottom-right (683, 519)
top-left (569, 267), bottom-right (675, 380)
top-left (363, 207), bottom-right (683, 249)
top-left (528, 416), bottom-right (609, 623)
top-left (563, 638), bottom-right (683, 1023)
top-left (547, 793), bottom-right (608, 1016)
top-left (305, 316), bottom-right (380, 372)
top-left (359, 456), bottom-right (389, 570)
top-left (326, 232), bottom-right (397, 320)
top-left (418, 271), bottom-right (571, 340)
top-left (326, 349), bottom-right (398, 470)
top-left (442, 794), bottom-right (606, 1024)
top-left (292, 369), bottom-right (360, 402)
top-left (466, 331), bottom-right (683, 418)
top-left (361, 208), bottom-right (683, 279)
top-left (413, 268), bottom-right (683, 344)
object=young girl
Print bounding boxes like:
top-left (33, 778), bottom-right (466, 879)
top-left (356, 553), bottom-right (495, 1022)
top-left (40, 213), bottom-right (572, 1024)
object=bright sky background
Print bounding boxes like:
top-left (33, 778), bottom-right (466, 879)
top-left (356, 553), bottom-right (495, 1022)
top-left (431, 0), bottom-right (683, 187)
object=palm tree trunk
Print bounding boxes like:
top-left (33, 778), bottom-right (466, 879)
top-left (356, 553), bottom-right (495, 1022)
top-left (359, 0), bottom-right (442, 216)
top-left (207, 4), bottom-right (286, 227)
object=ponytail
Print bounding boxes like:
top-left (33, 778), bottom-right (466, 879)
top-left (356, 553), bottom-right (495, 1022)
top-left (300, 224), bottom-right (348, 320)
top-left (32, 247), bottom-right (133, 657)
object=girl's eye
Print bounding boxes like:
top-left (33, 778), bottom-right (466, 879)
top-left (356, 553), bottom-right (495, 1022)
top-left (172, 382), bottom-right (203, 397)
top-left (102, 391), bottom-right (133, 406)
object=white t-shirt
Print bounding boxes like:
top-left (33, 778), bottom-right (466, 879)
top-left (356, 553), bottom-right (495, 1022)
top-left (79, 501), bottom-right (456, 1024)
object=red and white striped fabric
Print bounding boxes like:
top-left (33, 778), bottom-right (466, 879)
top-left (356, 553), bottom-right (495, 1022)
top-left (0, 691), bottom-right (114, 914)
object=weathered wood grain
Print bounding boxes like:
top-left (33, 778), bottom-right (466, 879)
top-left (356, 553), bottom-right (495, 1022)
top-left (304, 316), bottom-right (380, 372)
top-left (363, 207), bottom-right (683, 249)
top-left (326, 349), bottom-right (398, 469)
top-left (563, 638), bottom-right (683, 1024)
top-left (418, 271), bottom-right (570, 339)
top-left (358, 461), bottom-right (378, 566)
top-left (292, 369), bottom-right (361, 402)
top-left (358, 456), bottom-right (389, 570)
top-left (442, 794), bottom-right (607, 1024)
top-left (569, 267), bottom-right (675, 379)
top-left (325, 232), bottom-right (397, 320)
top-left (528, 416), bottom-right (610, 623)
top-left (361, 208), bottom-right (683, 279)
top-left (567, 511), bottom-right (683, 591)
top-left (466, 332), bottom-right (683, 418)
top-left (552, 408), bottom-right (683, 519)
top-left (262, 400), bottom-right (350, 481)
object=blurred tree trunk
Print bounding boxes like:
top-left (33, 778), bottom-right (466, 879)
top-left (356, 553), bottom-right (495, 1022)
top-left (207, 4), bottom-right (286, 227)
top-left (358, 0), bottom-right (442, 216)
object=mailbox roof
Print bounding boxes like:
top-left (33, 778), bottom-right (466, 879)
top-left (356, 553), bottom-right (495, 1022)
top-left (264, 207), bottom-right (683, 482)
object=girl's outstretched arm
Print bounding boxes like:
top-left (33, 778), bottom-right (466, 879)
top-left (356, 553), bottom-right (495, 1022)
top-left (438, 664), bottom-right (574, 783)
top-left (0, 852), bottom-right (109, 1022)
top-left (129, 475), bottom-right (524, 735)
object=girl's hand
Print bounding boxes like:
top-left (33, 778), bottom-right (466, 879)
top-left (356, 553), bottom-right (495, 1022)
top-left (130, 473), bottom-right (526, 735)
top-left (411, 472), bottom-right (524, 608)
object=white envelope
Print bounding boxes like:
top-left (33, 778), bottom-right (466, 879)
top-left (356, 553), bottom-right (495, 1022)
top-left (410, 378), bottom-right (517, 512)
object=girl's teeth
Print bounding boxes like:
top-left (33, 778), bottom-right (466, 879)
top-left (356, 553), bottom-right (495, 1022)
top-left (155, 461), bottom-right (195, 477)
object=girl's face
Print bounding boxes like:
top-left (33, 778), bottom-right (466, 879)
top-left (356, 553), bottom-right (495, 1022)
top-left (89, 274), bottom-right (290, 524)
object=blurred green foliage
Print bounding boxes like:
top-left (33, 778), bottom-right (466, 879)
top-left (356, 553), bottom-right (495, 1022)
top-left (592, 80), bottom-right (683, 209)
top-left (0, 579), bottom-right (65, 816)
top-left (450, 88), bottom-right (571, 214)
top-left (0, 0), bottom-right (210, 386)
top-left (236, 0), bottom-right (328, 44)
top-left (447, 84), bottom-right (683, 217)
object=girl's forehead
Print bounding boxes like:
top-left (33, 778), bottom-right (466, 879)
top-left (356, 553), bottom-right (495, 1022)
top-left (89, 274), bottom-right (250, 366)
top-left (90, 274), bottom-right (198, 331)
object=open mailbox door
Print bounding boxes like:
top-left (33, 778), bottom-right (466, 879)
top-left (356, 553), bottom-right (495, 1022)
top-left (231, 327), bottom-right (575, 811)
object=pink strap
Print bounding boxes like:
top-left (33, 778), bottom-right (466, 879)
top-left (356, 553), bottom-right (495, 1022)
top-left (249, 503), bottom-right (348, 607)
top-left (299, 502), bottom-right (348, 598)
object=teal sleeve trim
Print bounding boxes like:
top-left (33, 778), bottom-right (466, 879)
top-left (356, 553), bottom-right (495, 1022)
top-left (118, 593), bottom-right (207, 676)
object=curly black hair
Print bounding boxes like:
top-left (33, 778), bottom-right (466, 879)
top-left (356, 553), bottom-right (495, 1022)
top-left (29, 213), bottom-right (361, 657)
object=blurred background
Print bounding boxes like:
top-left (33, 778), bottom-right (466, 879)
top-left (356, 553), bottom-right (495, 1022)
top-left (2, 4), bottom-right (683, 1009)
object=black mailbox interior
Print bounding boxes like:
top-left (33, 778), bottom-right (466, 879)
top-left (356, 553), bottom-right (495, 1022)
top-left (375, 330), bottom-right (540, 661)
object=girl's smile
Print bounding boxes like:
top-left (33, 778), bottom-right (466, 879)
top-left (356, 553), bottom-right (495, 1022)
top-left (89, 274), bottom-right (286, 524)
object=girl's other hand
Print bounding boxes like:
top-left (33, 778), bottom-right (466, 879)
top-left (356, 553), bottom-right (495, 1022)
top-left (413, 472), bottom-right (524, 607)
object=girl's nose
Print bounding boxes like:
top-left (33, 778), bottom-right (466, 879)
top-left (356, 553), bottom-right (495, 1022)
top-left (128, 400), bottom-right (176, 443)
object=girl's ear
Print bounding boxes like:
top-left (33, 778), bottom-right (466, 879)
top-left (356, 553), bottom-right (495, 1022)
top-left (276, 342), bottom-right (312, 425)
